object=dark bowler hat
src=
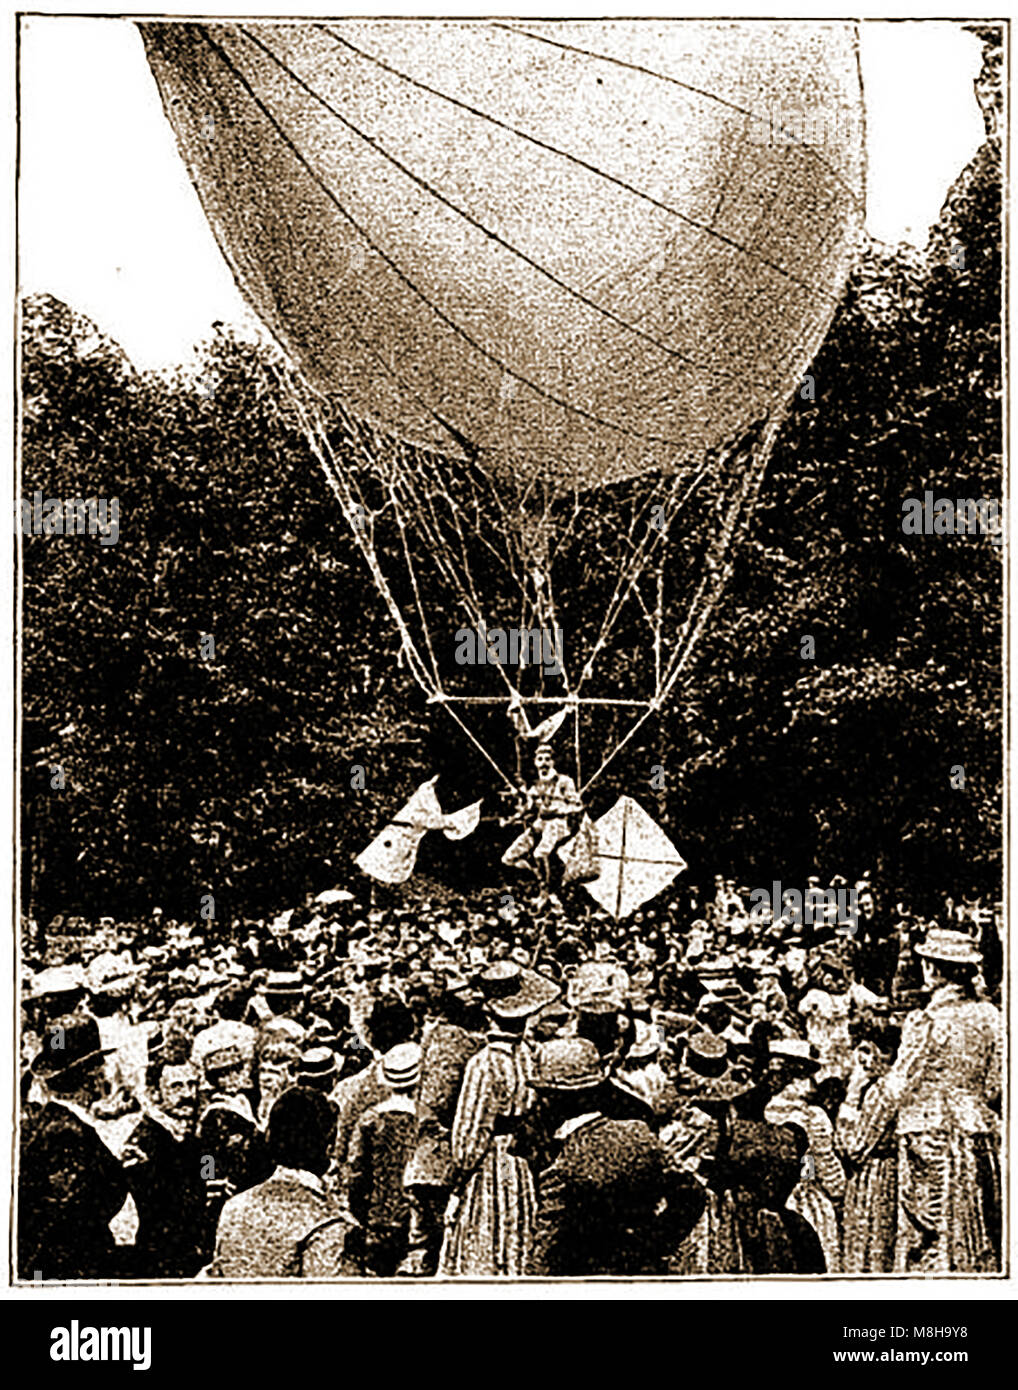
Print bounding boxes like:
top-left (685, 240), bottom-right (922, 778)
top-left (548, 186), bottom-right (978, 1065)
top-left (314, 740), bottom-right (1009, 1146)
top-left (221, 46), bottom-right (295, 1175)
top-left (31, 1016), bottom-right (115, 1079)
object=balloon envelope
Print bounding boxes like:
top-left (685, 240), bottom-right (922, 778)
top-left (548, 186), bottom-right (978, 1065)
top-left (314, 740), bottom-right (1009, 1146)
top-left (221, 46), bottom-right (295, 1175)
top-left (141, 20), bottom-right (864, 495)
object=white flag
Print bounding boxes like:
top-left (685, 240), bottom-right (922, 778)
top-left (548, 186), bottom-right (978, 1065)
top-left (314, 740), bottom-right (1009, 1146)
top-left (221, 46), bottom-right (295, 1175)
top-left (355, 777), bottom-right (482, 885)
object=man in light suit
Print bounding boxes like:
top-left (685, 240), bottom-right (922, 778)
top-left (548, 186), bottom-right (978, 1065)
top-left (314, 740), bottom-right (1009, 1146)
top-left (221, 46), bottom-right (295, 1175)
top-left (206, 1087), bottom-right (355, 1278)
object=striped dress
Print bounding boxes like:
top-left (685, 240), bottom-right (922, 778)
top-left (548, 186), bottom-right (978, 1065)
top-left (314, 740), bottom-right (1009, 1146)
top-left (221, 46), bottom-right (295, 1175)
top-left (835, 1078), bottom-right (899, 1273)
top-left (439, 1033), bottom-right (536, 1276)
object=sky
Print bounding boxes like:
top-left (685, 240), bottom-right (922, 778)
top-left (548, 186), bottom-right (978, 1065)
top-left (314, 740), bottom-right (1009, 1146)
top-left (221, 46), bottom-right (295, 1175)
top-left (17, 17), bottom-right (986, 374)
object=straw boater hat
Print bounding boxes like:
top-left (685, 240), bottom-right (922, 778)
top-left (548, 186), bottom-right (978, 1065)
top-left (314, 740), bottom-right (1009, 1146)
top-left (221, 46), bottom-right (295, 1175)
top-left (915, 926), bottom-right (983, 966)
top-left (678, 1031), bottom-right (753, 1103)
top-left (262, 971), bottom-right (306, 998)
top-left (296, 1046), bottom-right (339, 1087)
top-left (480, 962), bottom-right (560, 1020)
top-left (382, 1042), bottom-right (421, 1091)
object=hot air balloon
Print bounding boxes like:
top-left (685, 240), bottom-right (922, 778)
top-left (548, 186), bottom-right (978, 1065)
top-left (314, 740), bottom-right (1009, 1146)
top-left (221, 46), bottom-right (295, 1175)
top-left (140, 19), bottom-right (864, 795)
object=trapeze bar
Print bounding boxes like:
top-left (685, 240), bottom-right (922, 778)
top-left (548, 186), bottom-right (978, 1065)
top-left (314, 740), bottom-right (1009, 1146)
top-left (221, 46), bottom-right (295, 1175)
top-left (435, 695), bottom-right (653, 707)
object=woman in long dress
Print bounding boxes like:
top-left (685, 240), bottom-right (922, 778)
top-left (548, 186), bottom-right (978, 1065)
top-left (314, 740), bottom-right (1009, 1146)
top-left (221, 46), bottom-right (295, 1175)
top-left (835, 1016), bottom-right (901, 1273)
top-left (440, 964), bottom-right (559, 1276)
top-left (868, 928), bottom-right (1001, 1273)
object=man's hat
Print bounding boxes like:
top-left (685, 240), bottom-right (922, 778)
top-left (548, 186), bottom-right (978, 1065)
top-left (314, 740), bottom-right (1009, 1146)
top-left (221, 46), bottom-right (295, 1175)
top-left (296, 1046), bottom-right (339, 1085)
top-left (191, 1020), bottom-right (255, 1075)
top-left (915, 926), bottom-right (982, 966)
top-left (86, 951), bottom-right (141, 996)
top-left (24, 965), bottom-right (85, 1002)
top-left (382, 1043), bottom-right (421, 1090)
top-left (480, 962), bottom-right (560, 1020)
top-left (565, 961), bottom-right (630, 1015)
top-left (768, 1038), bottom-right (821, 1070)
top-left (532, 1038), bottom-right (605, 1091)
top-left (261, 971), bottom-right (306, 998)
top-left (31, 1016), bottom-right (115, 1079)
top-left (678, 1031), bottom-right (752, 1103)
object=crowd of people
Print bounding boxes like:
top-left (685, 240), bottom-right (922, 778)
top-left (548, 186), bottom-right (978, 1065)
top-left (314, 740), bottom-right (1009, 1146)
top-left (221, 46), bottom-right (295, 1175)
top-left (18, 874), bottom-right (1003, 1280)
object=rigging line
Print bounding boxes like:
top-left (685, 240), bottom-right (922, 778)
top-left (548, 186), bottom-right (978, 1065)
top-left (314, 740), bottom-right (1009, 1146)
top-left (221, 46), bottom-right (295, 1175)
top-left (439, 700), bottom-right (517, 789)
top-left (393, 446), bottom-right (499, 581)
top-left (574, 693), bottom-right (582, 787)
top-left (273, 360), bottom-right (379, 548)
top-left (393, 445), bottom-right (510, 596)
top-left (318, 23), bottom-right (841, 304)
top-left (575, 463), bottom-right (705, 691)
top-left (200, 30), bottom-right (698, 452)
top-left (388, 461), bottom-right (524, 706)
top-left (388, 483), bottom-right (445, 690)
top-left (421, 445), bottom-right (520, 578)
top-left (305, 401), bottom-right (444, 706)
top-left (533, 552), bottom-right (574, 697)
top-left (390, 453), bottom-right (519, 661)
top-left (542, 486), bottom-right (585, 570)
top-left (491, 22), bottom-right (864, 211)
top-left (581, 412), bottom-right (782, 793)
top-left (390, 468), bottom-right (489, 638)
top-left (241, 24), bottom-right (776, 392)
top-left (654, 558), bottom-right (665, 693)
top-left (439, 696), bottom-right (650, 707)
top-left (434, 458), bottom-right (507, 634)
top-left (295, 388), bottom-right (439, 698)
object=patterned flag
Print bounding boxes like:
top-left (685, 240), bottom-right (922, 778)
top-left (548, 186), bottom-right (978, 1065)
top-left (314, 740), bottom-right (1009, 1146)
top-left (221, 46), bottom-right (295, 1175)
top-left (355, 777), bottom-right (483, 885)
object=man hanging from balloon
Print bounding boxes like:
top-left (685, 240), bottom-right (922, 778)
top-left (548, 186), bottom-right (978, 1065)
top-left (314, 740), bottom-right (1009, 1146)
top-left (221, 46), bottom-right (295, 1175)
top-left (500, 698), bottom-right (601, 906)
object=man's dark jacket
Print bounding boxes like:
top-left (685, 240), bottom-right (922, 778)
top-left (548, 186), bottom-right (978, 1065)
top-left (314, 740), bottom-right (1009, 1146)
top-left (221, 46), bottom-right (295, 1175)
top-left (18, 1101), bottom-right (127, 1280)
top-left (527, 1114), bottom-right (705, 1277)
top-left (122, 1112), bottom-right (209, 1276)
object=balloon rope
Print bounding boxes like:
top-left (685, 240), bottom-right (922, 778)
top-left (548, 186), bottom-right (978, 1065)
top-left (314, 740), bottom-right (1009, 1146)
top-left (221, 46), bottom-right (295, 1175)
top-left (289, 385), bottom-right (437, 697)
top-left (389, 485), bottom-right (444, 691)
top-left (579, 411), bottom-right (783, 794)
top-left (575, 462), bottom-right (707, 692)
top-left (287, 375), bottom-right (518, 791)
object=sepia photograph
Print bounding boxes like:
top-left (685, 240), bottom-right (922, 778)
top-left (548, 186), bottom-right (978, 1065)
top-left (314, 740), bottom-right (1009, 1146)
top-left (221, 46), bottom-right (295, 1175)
top-left (6, 8), bottom-right (1009, 1324)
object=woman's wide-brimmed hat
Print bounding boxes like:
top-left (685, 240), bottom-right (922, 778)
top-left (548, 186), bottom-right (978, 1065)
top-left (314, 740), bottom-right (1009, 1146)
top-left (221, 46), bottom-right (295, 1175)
top-left (915, 926), bottom-right (983, 966)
